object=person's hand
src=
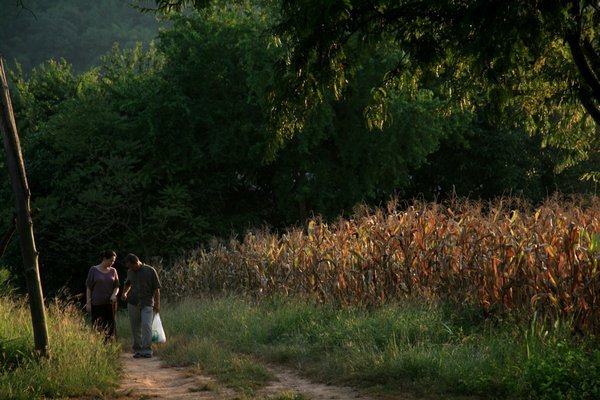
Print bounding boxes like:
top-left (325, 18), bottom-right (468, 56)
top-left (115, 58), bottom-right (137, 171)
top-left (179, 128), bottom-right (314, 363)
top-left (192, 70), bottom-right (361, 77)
top-left (110, 294), bottom-right (117, 303)
top-left (85, 303), bottom-right (91, 313)
top-left (153, 304), bottom-right (160, 314)
top-left (121, 293), bottom-right (128, 301)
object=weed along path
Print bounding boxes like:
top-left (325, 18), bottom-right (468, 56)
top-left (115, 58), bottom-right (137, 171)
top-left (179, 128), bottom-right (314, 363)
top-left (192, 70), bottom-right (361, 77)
top-left (116, 352), bottom-right (389, 400)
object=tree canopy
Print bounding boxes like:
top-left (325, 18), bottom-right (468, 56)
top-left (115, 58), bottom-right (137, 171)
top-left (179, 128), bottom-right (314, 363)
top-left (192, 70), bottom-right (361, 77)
top-left (148, 0), bottom-right (599, 176)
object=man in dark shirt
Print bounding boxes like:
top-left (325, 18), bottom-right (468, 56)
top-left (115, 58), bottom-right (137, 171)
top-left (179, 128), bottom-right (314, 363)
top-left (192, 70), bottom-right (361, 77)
top-left (121, 253), bottom-right (161, 358)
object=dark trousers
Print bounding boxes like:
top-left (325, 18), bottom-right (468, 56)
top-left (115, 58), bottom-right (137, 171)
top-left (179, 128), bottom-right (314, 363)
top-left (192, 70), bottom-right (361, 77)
top-left (91, 303), bottom-right (116, 340)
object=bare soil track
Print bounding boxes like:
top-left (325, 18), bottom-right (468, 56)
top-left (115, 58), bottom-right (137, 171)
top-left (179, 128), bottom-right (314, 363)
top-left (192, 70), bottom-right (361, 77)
top-left (115, 352), bottom-right (399, 400)
top-left (116, 352), bottom-right (227, 399)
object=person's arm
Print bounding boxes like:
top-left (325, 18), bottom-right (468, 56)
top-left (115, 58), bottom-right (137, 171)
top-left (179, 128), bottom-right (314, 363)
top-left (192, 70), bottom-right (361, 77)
top-left (121, 280), bottom-right (131, 301)
top-left (110, 270), bottom-right (119, 303)
top-left (110, 286), bottom-right (119, 303)
top-left (153, 288), bottom-right (160, 314)
top-left (85, 268), bottom-right (93, 313)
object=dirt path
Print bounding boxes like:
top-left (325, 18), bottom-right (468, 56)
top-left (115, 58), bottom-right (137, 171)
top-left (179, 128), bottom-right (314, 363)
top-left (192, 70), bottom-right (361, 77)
top-left (116, 352), bottom-right (393, 400)
top-left (257, 365), bottom-right (389, 400)
top-left (116, 352), bottom-right (230, 399)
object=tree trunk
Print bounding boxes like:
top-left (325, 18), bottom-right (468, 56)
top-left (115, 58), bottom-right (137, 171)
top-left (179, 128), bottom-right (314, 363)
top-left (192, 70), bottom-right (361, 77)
top-left (0, 57), bottom-right (49, 357)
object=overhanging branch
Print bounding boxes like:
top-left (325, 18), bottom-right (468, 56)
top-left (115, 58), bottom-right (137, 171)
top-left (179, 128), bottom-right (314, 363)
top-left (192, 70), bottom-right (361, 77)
top-left (578, 89), bottom-right (600, 126)
top-left (582, 38), bottom-right (600, 76)
top-left (567, 34), bottom-right (600, 97)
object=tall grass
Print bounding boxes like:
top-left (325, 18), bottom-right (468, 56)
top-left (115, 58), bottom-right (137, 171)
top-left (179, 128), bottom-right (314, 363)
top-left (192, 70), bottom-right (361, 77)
top-left (160, 196), bottom-right (600, 334)
top-left (155, 297), bottom-right (600, 399)
top-left (0, 295), bottom-right (120, 399)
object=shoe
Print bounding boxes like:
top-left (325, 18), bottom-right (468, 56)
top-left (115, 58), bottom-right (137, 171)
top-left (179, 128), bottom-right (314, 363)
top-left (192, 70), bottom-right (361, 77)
top-left (133, 353), bottom-right (142, 358)
top-left (141, 353), bottom-right (153, 358)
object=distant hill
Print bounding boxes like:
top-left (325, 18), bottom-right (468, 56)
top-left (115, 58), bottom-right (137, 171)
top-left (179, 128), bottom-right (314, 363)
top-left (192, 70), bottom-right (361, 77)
top-left (0, 0), bottom-right (162, 73)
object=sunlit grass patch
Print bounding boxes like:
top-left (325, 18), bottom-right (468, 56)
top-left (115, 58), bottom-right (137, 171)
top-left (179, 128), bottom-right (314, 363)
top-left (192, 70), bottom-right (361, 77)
top-left (0, 295), bottom-right (120, 399)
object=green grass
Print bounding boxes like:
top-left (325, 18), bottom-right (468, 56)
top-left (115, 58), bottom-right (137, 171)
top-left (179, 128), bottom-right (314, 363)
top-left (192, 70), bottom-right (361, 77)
top-left (4, 291), bottom-right (595, 399)
top-left (144, 296), bottom-right (599, 399)
top-left (0, 295), bottom-right (120, 399)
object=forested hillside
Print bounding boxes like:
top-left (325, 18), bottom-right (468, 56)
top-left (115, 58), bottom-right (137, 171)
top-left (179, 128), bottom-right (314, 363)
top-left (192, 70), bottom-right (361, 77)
top-left (0, 1), bottom-right (597, 294)
top-left (0, 0), bottom-right (161, 73)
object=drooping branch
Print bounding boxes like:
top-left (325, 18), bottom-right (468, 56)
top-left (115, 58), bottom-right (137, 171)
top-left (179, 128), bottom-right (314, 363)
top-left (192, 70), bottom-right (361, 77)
top-left (584, 0), bottom-right (600, 14)
top-left (566, 0), bottom-right (600, 123)
top-left (566, 33), bottom-right (600, 127)
top-left (15, 0), bottom-right (37, 20)
top-left (150, 0), bottom-right (210, 13)
top-left (567, 34), bottom-right (600, 97)
top-left (582, 38), bottom-right (600, 77)
top-left (578, 89), bottom-right (600, 126)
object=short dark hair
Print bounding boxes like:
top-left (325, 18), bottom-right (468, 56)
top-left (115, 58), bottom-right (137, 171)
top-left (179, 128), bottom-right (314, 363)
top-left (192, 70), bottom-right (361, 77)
top-left (100, 250), bottom-right (116, 260)
top-left (124, 253), bottom-right (139, 264)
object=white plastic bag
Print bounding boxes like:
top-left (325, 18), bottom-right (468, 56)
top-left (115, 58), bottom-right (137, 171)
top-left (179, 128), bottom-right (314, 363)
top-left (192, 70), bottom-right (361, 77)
top-left (152, 313), bottom-right (166, 343)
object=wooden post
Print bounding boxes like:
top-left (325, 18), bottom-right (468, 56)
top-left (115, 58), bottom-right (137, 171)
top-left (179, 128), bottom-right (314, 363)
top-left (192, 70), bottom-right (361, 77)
top-left (0, 57), bottom-right (49, 357)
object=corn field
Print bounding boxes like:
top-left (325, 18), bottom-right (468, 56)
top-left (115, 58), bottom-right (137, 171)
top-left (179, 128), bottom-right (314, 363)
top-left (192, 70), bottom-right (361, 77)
top-left (160, 196), bottom-right (600, 334)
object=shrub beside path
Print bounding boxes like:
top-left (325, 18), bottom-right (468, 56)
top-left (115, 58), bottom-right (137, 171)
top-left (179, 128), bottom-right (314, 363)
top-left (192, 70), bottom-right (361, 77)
top-left (116, 352), bottom-right (395, 399)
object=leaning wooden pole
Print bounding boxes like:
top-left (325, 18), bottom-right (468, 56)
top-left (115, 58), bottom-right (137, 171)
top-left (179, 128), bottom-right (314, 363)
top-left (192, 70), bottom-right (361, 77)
top-left (0, 57), bottom-right (49, 357)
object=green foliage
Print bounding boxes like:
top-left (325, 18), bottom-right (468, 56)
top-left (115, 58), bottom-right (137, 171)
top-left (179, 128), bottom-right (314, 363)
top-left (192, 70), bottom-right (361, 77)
top-left (9, 59), bottom-right (79, 135)
top-left (2, 6), bottom-right (276, 290)
top-left (269, 92), bottom-right (464, 221)
top-left (0, 268), bottom-right (14, 296)
top-left (153, 7), bottom-right (276, 228)
top-left (406, 122), bottom-right (597, 200)
top-left (524, 340), bottom-right (600, 400)
top-left (140, 0), bottom-right (213, 14)
top-left (265, 0), bottom-right (599, 170)
top-left (10, 48), bottom-right (166, 288)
